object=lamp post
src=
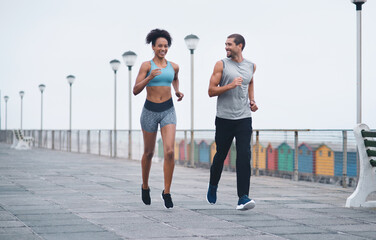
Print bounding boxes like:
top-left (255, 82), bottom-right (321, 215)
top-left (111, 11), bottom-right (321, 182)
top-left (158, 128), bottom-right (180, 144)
top-left (39, 84), bottom-right (46, 130)
top-left (122, 51), bottom-right (137, 160)
top-left (184, 34), bottom-right (199, 167)
top-left (351, 0), bottom-right (367, 124)
top-left (67, 75), bottom-right (75, 152)
top-left (110, 59), bottom-right (121, 158)
top-left (19, 91), bottom-right (25, 130)
top-left (4, 96), bottom-right (9, 130)
top-left (38, 84), bottom-right (46, 147)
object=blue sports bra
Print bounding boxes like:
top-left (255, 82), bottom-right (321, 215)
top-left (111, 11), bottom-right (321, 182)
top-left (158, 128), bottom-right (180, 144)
top-left (146, 60), bottom-right (175, 87)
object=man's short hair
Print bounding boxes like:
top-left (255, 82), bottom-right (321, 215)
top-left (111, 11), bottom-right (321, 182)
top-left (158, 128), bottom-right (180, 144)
top-left (227, 34), bottom-right (245, 50)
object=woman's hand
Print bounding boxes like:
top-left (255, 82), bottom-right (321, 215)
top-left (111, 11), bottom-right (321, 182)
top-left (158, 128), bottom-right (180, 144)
top-left (175, 91), bottom-right (184, 101)
top-left (149, 68), bottom-right (161, 79)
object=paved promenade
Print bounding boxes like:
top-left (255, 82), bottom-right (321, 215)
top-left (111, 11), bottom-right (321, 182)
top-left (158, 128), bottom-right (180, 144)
top-left (1, 143), bottom-right (376, 240)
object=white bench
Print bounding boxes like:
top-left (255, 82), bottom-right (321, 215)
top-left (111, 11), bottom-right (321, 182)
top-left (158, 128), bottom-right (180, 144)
top-left (11, 129), bottom-right (34, 150)
top-left (346, 123), bottom-right (376, 207)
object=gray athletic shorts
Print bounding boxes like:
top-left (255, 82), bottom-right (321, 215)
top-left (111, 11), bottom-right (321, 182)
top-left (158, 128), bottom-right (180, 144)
top-left (140, 98), bottom-right (176, 133)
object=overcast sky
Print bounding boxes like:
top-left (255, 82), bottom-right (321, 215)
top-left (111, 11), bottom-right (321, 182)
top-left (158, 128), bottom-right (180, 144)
top-left (0, 0), bottom-right (375, 131)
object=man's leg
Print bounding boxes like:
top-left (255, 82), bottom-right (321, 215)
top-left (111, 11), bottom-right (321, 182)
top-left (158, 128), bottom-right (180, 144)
top-left (210, 117), bottom-right (235, 186)
top-left (235, 118), bottom-right (252, 198)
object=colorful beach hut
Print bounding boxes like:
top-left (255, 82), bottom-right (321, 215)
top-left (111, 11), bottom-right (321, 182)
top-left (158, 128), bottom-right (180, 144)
top-left (252, 143), bottom-right (266, 170)
top-left (313, 144), bottom-right (334, 176)
top-left (277, 142), bottom-right (294, 172)
top-left (333, 145), bottom-right (357, 177)
top-left (198, 140), bottom-right (210, 165)
top-left (298, 142), bottom-right (314, 174)
top-left (266, 143), bottom-right (279, 171)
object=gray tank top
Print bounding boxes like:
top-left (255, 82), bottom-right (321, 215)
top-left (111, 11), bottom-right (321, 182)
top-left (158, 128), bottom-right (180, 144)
top-left (216, 58), bottom-right (254, 120)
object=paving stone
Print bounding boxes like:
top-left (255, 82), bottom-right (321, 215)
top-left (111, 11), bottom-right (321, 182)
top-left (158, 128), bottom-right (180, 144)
top-left (348, 231), bottom-right (376, 239)
top-left (0, 220), bottom-right (25, 227)
top-left (40, 231), bottom-right (123, 240)
top-left (252, 225), bottom-right (332, 235)
top-left (323, 223), bottom-right (376, 232)
top-left (282, 233), bottom-right (367, 240)
top-left (31, 224), bottom-right (106, 234)
top-left (0, 233), bottom-right (42, 240)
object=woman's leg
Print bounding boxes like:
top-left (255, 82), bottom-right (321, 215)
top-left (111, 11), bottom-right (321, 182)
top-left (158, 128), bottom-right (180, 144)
top-left (160, 124), bottom-right (176, 194)
top-left (141, 130), bottom-right (157, 190)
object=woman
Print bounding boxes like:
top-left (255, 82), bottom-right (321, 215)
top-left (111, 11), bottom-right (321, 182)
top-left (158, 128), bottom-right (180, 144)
top-left (133, 29), bottom-right (184, 209)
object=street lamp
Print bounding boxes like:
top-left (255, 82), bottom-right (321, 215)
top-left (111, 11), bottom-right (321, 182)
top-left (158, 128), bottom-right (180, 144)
top-left (122, 51), bottom-right (137, 160)
top-left (67, 75), bottom-right (75, 151)
top-left (4, 96), bottom-right (9, 130)
top-left (184, 34), bottom-right (199, 167)
top-left (19, 91), bottom-right (25, 130)
top-left (351, 0), bottom-right (367, 124)
top-left (38, 84), bottom-right (46, 148)
top-left (110, 59), bottom-right (121, 158)
top-left (39, 84), bottom-right (46, 130)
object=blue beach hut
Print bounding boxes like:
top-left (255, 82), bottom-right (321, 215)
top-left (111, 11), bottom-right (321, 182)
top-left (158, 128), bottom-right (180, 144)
top-left (198, 140), bottom-right (210, 164)
top-left (298, 143), bottom-right (314, 174)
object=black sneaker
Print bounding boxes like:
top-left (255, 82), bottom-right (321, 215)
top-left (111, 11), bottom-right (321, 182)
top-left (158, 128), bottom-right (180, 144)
top-left (141, 186), bottom-right (151, 205)
top-left (206, 184), bottom-right (218, 204)
top-left (161, 190), bottom-right (173, 209)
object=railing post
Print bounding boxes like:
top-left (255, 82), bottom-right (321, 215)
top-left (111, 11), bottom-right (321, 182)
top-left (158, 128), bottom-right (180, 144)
top-left (52, 130), bottom-right (55, 150)
top-left (190, 130), bottom-right (195, 167)
top-left (38, 130), bottom-right (42, 148)
top-left (184, 130), bottom-right (188, 165)
top-left (59, 130), bottom-right (62, 150)
top-left (98, 130), bottom-right (101, 156)
top-left (77, 131), bottom-right (80, 153)
top-left (293, 131), bottom-right (299, 181)
top-left (69, 130), bottom-right (72, 152)
top-left (255, 131), bottom-right (260, 176)
top-left (128, 130), bottom-right (132, 160)
top-left (43, 130), bottom-right (45, 148)
top-left (110, 130), bottom-right (113, 157)
top-left (342, 130), bottom-right (348, 188)
top-left (114, 129), bottom-right (117, 158)
top-left (31, 131), bottom-right (35, 147)
top-left (87, 130), bottom-right (90, 154)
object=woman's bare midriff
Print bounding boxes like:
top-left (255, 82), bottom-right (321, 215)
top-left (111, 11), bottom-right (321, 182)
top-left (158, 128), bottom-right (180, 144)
top-left (146, 86), bottom-right (172, 103)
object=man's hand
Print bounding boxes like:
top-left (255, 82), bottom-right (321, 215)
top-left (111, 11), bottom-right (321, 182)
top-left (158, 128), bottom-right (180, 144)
top-left (230, 77), bottom-right (243, 89)
top-left (250, 100), bottom-right (258, 112)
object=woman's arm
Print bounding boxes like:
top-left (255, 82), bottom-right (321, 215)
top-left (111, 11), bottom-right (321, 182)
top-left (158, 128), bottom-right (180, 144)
top-left (171, 62), bottom-right (184, 101)
top-left (133, 61), bottom-right (161, 95)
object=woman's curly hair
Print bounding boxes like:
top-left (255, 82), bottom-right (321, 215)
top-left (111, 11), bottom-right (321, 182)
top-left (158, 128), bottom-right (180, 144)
top-left (146, 29), bottom-right (172, 47)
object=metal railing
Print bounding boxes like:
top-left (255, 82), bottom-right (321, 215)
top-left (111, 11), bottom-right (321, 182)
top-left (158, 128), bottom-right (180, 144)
top-left (0, 129), bottom-right (358, 188)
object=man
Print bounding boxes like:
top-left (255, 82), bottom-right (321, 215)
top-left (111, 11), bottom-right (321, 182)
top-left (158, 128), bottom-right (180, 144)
top-left (207, 34), bottom-right (258, 210)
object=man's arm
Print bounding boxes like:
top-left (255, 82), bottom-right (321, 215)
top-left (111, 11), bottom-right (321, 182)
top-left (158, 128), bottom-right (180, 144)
top-left (208, 61), bottom-right (243, 97)
top-left (249, 63), bottom-right (258, 112)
